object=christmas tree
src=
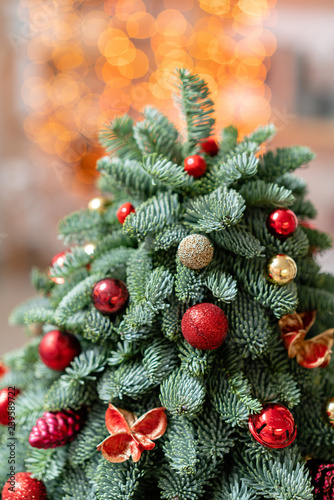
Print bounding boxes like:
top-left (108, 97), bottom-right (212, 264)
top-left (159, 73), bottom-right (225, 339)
top-left (1, 69), bottom-right (334, 500)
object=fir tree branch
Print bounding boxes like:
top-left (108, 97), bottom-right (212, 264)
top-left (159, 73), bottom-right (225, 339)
top-left (142, 154), bottom-right (194, 192)
top-left (160, 368), bottom-right (206, 417)
top-left (239, 180), bottom-right (294, 208)
top-left (173, 68), bottom-right (215, 144)
top-left (99, 115), bottom-right (142, 160)
top-left (97, 156), bottom-right (162, 198)
top-left (133, 106), bottom-right (183, 163)
top-left (123, 193), bottom-right (180, 238)
top-left (184, 187), bottom-right (246, 233)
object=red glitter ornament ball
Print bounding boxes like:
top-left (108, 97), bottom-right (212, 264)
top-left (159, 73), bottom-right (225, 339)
top-left (184, 155), bottom-right (207, 178)
top-left (267, 208), bottom-right (298, 239)
top-left (29, 408), bottom-right (86, 449)
top-left (0, 388), bottom-right (20, 426)
top-left (39, 330), bottom-right (81, 371)
top-left (2, 472), bottom-right (47, 500)
top-left (200, 138), bottom-right (219, 156)
top-left (248, 403), bottom-right (297, 449)
top-left (92, 278), bottom-right (129, 315)
top-left (117, 202), bottom-right (135, 224)
top-left (181, 303), bottom-right (228, 350)
top-left (50, 250), bottom-right (69, 284)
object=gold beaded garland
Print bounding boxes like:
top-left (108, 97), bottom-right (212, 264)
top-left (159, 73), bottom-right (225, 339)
top-left (87, 196), bottom-right (111, 213)
top-left (267, 254), bottom-right (297, 285)
top-left (177, 234), bottom-right (214, 270)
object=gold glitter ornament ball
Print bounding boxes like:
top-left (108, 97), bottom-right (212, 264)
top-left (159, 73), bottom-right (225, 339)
top-left (177, 234), bottom-right (214, 270)
top-left (267, 254), bottom-right (297, 285)
top-left (324, 397), bottom-right (334, 426)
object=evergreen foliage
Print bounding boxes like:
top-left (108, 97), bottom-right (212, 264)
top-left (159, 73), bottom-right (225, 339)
top-left (2, 69), bottom-right (334, 500)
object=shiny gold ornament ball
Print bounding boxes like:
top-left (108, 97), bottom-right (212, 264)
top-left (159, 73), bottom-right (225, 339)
top-left (324, 397), bottom-right (334, 426)
top-left (177, 234), bottom-right (214, 270)
top-left (83, 242), bottom-right (96, 256)
top-left (267, 254), bottom-right (297, 285)
top-left (87, 196), bottom-right (110, 213)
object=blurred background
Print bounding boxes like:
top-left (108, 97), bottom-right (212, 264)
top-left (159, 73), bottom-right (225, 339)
top-left (1, 0), bottom-right (334, 354)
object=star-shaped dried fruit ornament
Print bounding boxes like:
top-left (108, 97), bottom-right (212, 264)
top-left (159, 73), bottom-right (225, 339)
top-left (279, 311), bottom-right (334, 369)
top-left (97, 404), bottom-right (167, 463)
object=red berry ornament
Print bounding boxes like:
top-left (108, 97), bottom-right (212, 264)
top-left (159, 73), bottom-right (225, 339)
top-left (200, 138), bottom-right (219, 156)
top-left (2, 472), bottom-right (47, 500)
top-left (184, 155), bottom-right (207, 178)
top-left (0, 388), bottom-right (20, 426)
top-left (39, 330), bottom-right (81, 371)
top-left (117, 202), bottom-right (135, 224)
top-left (248, 403), bottom-right (297, 448)
top-left (267, 208), bottom-right (298, 239)
top-left (29, 408), bottom-right (86, 449)
top-left (181, 303), bottom-right (228, 350)
top-left (92, 278), bottom-right (129, 315)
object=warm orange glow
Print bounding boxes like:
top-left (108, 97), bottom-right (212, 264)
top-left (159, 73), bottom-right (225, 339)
top-left (22, 0), bottom-right (276, 192)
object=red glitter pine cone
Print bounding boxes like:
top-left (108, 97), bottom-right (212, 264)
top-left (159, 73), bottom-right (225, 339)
top-left (29, 408), bottom-right (86, 449)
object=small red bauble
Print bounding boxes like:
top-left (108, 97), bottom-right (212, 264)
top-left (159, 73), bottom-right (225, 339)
top-left (267, 208), bottom-right (298, 239)
top-left (39, 330), bottom-right (81, 371)
top-left (92, 278), bottom-right (129, 315)
top-left (0, 388), bottom-right (20, 426)
top-left (2, 472), bottom-right (47, 500)
top-left (29, 408), bottom-right (86, 449)
top-left (181, 303), bottom-right (228, 350)
top-left (184, 155), bottom-right (207, 178)
top-left (248, 403), bottom-right (297, 449)
top-left (50, 250), bottom-right (68, 284)
top-left (117, 202), bottom-right (135, 224)
top-left (0, 360), bottom-right (8, 379)
top-left (200, 138), bottom-right (219, 156)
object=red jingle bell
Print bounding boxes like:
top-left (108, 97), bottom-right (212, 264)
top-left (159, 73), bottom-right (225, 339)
top-left (39, 330), bottom-right (81, 371)
top-left (117, 202), bottom-right (135, 224)
top-left (92, 278), bottom-right (129, 315)
top-left (0, 388), bottom-right (20, 426)
top-left (184, 155), bottom-right (207, 178)
top-left (267, 208), bottom-right (298, 239)
top-left (50, 250), bottom-right (69, 284)
top-left (2, 472), bottom-right (47, 500)
top-left (248, 403), bottom-right (297, 448)
top-left (181, 303), bottom-right (228, 350)
top-left (200, 138), bottom-right (219, 156)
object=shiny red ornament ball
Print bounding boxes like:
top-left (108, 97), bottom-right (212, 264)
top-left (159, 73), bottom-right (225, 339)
top-left (267, 208), bottom-right (298, 239)
top-left (92, 278), bottom-right (129, 315)
top-left (184, 155), bottom-right (207, 178)
top-left (248, 403), bottom-right (297, 448)
top-left (0, 388), bottom-right (20, 426)
top-left (200, 138), bottom-right (219, 156)
top-left (39, 330), bottom-right (81, 371)
top-left (50, 250), bottom-right (68, 284)
top-left (117, 202), bottom-right (135, 224)
top-left (181, 303), bottom-right (228, 350)
top-left (2, 472), bottom-right (47, 500)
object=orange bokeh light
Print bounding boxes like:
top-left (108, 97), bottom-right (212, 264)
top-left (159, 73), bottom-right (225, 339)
top-left (22, 0), bottom-right (276, 191)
